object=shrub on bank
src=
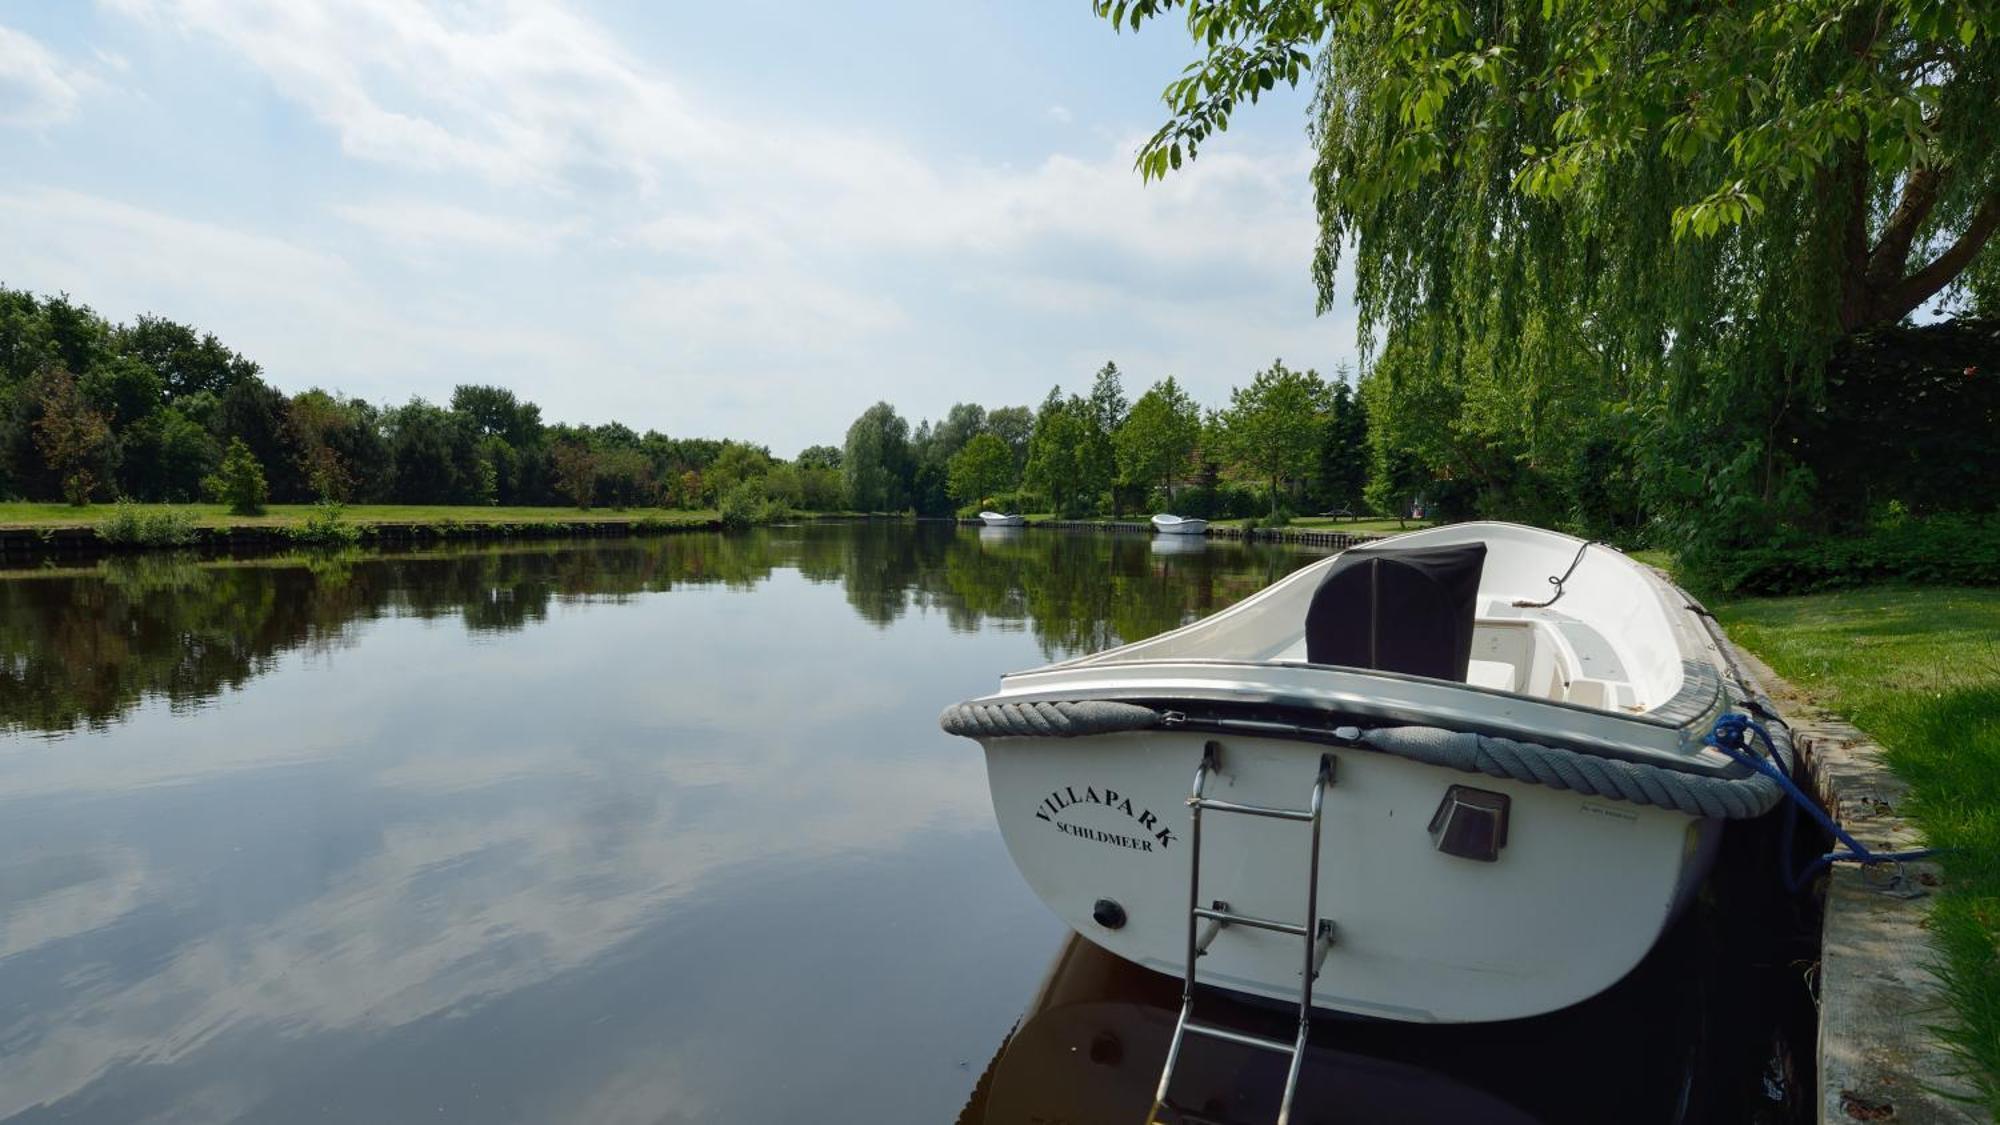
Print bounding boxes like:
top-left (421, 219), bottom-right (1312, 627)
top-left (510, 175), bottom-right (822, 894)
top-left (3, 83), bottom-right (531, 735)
top-left (95, 503), bottom-right (198, 547)
top-left (1164, 484), bottom-right (1262, 520)
top-left (719, 481), bottom-right (789, 528)
top-left (1682, 511), bottom-right (2000, 595)
top-left (204, 438), bottom-right (269, 516)
top-left (973, 490), bottom-right (1044, 517)
top-left (1241, 506), bottom-right (1296, 531)
top-left (287, 501), bottom-right (363, 547)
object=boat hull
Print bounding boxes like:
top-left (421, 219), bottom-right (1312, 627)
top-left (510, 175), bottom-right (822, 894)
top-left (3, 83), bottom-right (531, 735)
top-left (1151, 515), bottom-right (1209, 535)
top-left (982, 727), bottom-right (1718, 1023)
top-left (981, 513), bottom-right (1026, 527)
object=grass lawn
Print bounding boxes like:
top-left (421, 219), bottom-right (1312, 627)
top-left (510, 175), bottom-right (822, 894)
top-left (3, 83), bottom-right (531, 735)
top-left (1715, 586), bottom-right (2000, 1104)
top-left (0, 502), bottom-right (719, 529)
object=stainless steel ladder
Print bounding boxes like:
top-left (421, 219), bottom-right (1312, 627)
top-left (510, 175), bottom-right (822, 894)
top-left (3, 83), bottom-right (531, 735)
top-left (1151, 740), bottom-right (1337, 1125)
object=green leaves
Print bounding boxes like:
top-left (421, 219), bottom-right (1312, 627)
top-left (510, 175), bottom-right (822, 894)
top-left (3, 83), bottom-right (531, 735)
top-left (1114, 376), bottom-right (1203, 499)
top-left (1671, 183), bottom-right (1767, 240)
top-left (1114, 7), bottom-right (1323, 181)
top-left (1107, 0), bottom-right (2000, 350)
top-left (1218, 360), bottom-right (1329, 515)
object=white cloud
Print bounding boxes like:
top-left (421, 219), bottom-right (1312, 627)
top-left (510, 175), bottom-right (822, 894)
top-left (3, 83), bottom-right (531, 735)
top-left (1047, 103), bottom-right (1073, 124)
top-left (103, 0), bottom-right (1314, 274)
top-left (0, 24), bottom-right (91, 128)
top-left (333, 199), bottom-right (576, 255)
top-left (622, 271), bottom-right (908, 363)
top-left (0, 846), bottom-right (150, 961)
top-left (104, 0), bottom-right (717, 187)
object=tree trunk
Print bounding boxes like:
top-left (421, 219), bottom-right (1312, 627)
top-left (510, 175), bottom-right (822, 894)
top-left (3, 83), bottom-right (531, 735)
top-left (1840, 176), bottom-right (2000, 332)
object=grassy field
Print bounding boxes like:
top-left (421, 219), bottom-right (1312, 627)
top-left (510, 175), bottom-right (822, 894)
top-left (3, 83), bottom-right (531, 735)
top-left (0, 502), bottom-right (720, 529)
top-left (1716, 586), bottom-right (2000, 1103)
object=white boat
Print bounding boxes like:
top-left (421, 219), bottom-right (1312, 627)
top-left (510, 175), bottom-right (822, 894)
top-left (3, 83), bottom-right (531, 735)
top-left (980, 511), bottom-right (1026, 528)
top-left (1151, 513), bottom-right (1209, 535)
top-left (942, 522), bottom-right (1788, 1031)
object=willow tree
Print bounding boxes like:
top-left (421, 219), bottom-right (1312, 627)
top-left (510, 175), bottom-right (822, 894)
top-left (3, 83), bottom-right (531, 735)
top-left (1098, 0), bottom-right (2000, 535)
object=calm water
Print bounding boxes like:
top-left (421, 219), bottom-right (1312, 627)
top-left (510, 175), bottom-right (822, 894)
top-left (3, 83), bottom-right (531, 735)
top-left (0, 524), bottom-right (1812, 1124)
top-left (0, 524), bottom-right (1330, 1123)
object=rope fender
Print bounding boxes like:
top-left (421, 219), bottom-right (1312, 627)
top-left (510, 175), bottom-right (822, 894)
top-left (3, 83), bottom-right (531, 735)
top-left (940, 699), bottom-right (1790, 820)
top-left (939, 700), bottom-right (1161, 740)
top-left (1354, 725), bottom-right (1785, 820)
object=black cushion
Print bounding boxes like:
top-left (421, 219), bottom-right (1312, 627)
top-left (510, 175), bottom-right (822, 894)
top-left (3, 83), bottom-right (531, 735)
top-left (1304, 543), bottom-right (1487, 681)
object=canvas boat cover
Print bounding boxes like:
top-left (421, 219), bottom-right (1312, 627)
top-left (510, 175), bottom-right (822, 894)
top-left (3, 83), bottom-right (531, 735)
top-left (1304, 543), bottom-right (1487, 682)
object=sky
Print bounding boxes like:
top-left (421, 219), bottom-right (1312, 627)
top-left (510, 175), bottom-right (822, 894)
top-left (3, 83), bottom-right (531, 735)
top-left (0, 0), bottom-right (1355, 456)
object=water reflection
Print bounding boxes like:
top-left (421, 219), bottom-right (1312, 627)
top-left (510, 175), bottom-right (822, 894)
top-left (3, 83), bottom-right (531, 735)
top-left (0, 524), bottom-right (1325, 1123)
top-left (964, 899), bottom-right (1809, 1125)
top-left (0, 524), bottom-right (1314, 737)
top-left (960, 935), bottom-right (1543, 1124)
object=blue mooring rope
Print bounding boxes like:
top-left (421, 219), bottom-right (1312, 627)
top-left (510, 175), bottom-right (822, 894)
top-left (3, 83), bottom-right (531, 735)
top-left (1705, 712), bottom-right (1939, 892)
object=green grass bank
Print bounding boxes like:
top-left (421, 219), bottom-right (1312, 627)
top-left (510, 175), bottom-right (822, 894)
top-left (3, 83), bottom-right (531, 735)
top-left (0, 502), bottom-right (721, 530)
top-left (1715, 586), bottom-right (2000, 1107)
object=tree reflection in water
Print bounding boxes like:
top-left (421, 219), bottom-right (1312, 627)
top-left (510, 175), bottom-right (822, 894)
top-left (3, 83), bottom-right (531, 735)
top-left (0, 523), bottom-right (1326, 736)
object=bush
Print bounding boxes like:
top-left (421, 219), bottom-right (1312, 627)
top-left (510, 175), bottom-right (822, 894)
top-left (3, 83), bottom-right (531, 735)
top-left (1681, 511), bottom-right (2000, 595)
top-left (1245, 506), bottom-right (1296, 532)
top-left (1168, 484), bottom-right (1262, 520)
top-left (977, 490), bottom-right (1045, 517)
top-left (204, 438), bottom-right (268, 516)
top-left (719, 480), bottom-right (788, 529)
top-left (95, 503), bottom-right (198, 547)
top-left (287, 501), bottom-right (362, 547)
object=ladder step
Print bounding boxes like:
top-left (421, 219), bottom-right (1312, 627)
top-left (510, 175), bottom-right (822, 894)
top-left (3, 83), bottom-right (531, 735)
top-left (1192, 904), bottom-right (1308, 938)
top-left (1189, 796), bottom-right (1315, 822)
top-left (1182, 1020), bottom-right (1296, 1055)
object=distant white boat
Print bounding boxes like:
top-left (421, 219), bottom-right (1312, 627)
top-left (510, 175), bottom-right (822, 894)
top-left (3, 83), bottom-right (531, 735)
top-left (980, 511), bottom-right (1026, 527)
top-left (1150, 514), bottom-right (1209, 536)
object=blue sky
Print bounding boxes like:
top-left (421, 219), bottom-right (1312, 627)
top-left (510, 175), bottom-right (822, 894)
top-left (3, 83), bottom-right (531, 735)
top-left (0, 0), bottom-right (1354, 455)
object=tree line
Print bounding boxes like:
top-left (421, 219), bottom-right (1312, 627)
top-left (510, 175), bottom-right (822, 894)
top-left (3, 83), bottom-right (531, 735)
top-left (842, 359), bottom-right (1372, 521)
top-left (2, 285), bottom-right (1393, 523)
top-left (0, 286), bottom-right (841, 515)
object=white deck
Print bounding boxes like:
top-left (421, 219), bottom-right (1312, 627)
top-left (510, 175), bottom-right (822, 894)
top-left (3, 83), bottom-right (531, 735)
top-left (1054, 523), bottom-right (1703, 717)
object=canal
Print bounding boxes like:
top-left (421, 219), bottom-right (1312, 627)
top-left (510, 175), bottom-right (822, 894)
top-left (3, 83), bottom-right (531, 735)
top-left (0, 523), bottom-right (1811, 1123)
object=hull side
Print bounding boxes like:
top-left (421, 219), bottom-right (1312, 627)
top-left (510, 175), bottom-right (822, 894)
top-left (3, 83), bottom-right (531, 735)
top-left (984, 729), bottom-right (1709, 1023)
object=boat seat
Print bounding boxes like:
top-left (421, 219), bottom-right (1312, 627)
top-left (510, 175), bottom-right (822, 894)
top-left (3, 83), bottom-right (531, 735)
top-left (1465, 658), bottom-right (1518, 692)
top-left (1305, 543), bottom-right (1487, 682)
